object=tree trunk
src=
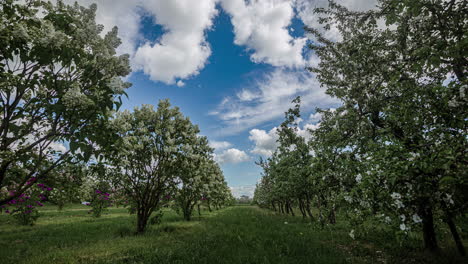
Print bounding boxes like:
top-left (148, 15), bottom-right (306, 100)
top-left (197, 204), bottom-right (201, 216)
top-left (420, 205), bottom-right (439, 252)
top-left (445, 213), bottom-right (466, 256)
top-left (288, 202), bottom-right (295, 216)
top-left (137, 211), bottom-right (149, 233)
top-left (298, 199), bottom-right (306, 218)
top-left (208, 201), bottom-right (212, 212)
top-left (305, 196), bottom-right (314, 221)
top-left (183, 201), bottom-right (193, 221)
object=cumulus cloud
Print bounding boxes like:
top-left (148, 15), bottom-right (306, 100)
top-left (209, 140), bottom-right (233, 151)
top-left (309, 112), bottom-right (322, 123)
top-left (221, 0), bottom-right (307, 67)
top-left (214, 148), bottom-right (250, 164)
top-left (249, 127), bottom-right (279, 157)
top-left (296, 123), bottom-right (320, 141)
top-left (133, 0), bottom-right (218, 84)
top-left (248, 121), bottom-right (320, 157)
top-left (176, 80), bottom-right (185, 87)
top-left (211, 68), bottom-right (339, 135)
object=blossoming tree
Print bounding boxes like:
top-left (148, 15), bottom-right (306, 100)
top-left (306, 0), bottom-right (467, 254)
top-left (0, 0), bottom-right (131, 206)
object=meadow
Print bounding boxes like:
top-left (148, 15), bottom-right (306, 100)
top-left (0, 205), bottom-right (465, 264)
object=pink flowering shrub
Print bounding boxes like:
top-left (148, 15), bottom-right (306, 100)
top-left (0, 179), bottom-right (51, 226)
top-left (87, 189), bottom-right (112, 218)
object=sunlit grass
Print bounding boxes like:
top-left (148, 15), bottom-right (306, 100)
top-left (0, 205), bottom-right (465, 264)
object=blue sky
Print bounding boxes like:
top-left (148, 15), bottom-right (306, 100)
top-left (73, 0), bottom-right (377, 197)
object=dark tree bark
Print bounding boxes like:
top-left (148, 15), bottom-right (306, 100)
top-left (305, 196), bottom-right (315, 221)
top-left (298, 199), bottom-right (307, 218)
top-left (445, 214), bottom-right (466, 256)
top-left (420, 204), bottom-right (439, 252)
top-left (137, 209), bottom-right (149, 234)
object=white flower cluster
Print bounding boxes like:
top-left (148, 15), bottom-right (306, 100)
top-left (355, 174), bottom-right (362, 183)
top-left (391, 192), bottom-right (405, 208)
top-left (443, 193), bottom-right (454, 205)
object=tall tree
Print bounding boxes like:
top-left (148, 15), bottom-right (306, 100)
top-left (308, 0), bottom-right (467, 253)
top-left (0, 0), bottom-right (131, 205)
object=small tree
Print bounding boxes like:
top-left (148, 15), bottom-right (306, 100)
top-left (105, 100), bottom-right (197, 233)
top-left (174, 136), bottom-right (216, 221)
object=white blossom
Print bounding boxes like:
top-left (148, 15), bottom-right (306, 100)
top-left (400, 223), bottom-right (407, 231)
top-left (394, 200), bottom-right (404, 208)
top-left (384, 216), bottom-right (391, 224)
top-left (400, 214), bottom-right (406, 221)
top-left (443, 193), bottom-right (454, 205)
top-left (412, 214), bottom-right (422, 223)
top-left (391, 192), bottom-right (401, 200)
top-left (355, 174), bottom-right (362, 183)
top-left (349, 229), bottom-right (355, 239)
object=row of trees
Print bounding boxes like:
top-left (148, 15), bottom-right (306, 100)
top-left (254, 0), bottom-right (466, 256)
top-left (0, 0), bottom-right (233, 233)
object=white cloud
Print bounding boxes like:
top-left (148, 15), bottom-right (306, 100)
top-left (237, 89), bottom-right (261, 102)
top-left (309, 112), bottom-right (322, 123)
top-left (214, 148), bottom-right (250, 164)
top-left (209, 140), bottom-right (232, 151)
top-left (221, 0), bottom-right (306, 67)
top-left (249, 127), bottom-right (279, 157)
top-left (230, 185), bottom-right (256, 198)
top-left (296, 123), bottom-right (319, 141)
top-left (296, 0), bottom-right (378, 42)
top-left (133, 0), bottom-right (218, 84)
top-left (176, 80), bottom-right (185, 87)
top-left (49, 141), bottom-right (67, 153)
top-left (248, 121), bottom-right (320, 157)
top-left (211, 68), bottom-right (339, 135)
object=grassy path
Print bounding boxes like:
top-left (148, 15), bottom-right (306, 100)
top-left (0, 205), bottom-right (352, 264)
top-left (0, 205), bottom-right (465, 263)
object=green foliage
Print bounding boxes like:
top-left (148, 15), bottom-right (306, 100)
top-left (255, 0), bottom-right (467, 255)
top-left (0, 0), bottom-right (131, 206)
top-left (101, 100), bottom-right (232, 232)
top-left (0, 205), bottom-right (464, 263)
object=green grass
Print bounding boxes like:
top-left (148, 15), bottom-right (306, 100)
top-left (0, 205), bottom-right (466, 263)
